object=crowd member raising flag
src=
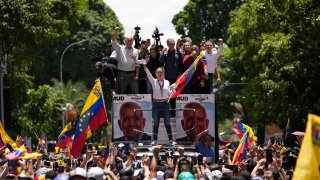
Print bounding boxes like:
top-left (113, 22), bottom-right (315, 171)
top-left (37, 138), bottom-right (47, 153)
top-left (168, 52), bottom-right (205, 99)
top-left (232, 132), bottom-right (250, 165)
top-left (232, 118), bottom-right (256, 164)
top-left (71, 79), bottom-right (108, 158)
top-left (56, 122), bottom-right (73, 152)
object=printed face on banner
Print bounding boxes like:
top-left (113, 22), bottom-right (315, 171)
top-left (176, 94), bottom-right (215, 142)
top-left (113, 95), bottom-right (152, 142)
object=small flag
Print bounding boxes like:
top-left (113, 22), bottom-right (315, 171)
top-left (56, 122), bottom-right (73, 150)
top-left (71, 79), bottom-right (108, 158)
top-left (37, 138), bottom-right (46, 153)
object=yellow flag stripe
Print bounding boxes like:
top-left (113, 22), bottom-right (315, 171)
top-left (81, 80), bottom-right (102, 114)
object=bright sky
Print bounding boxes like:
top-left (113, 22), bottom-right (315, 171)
top-left (104, 0), bottom-right (188, 46)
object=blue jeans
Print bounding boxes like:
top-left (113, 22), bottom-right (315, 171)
top-left (152, 102), bottom-right (172, 141)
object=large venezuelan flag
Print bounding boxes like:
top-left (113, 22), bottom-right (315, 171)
top-left (169, 52), bottom-right (205, 99)
top-left (56, 122), bottom-right (73, 149)
top-left (232, 122), bottom-right (256, 149)
top-left (71, 79), bottom-right (108, 158)
top-left (232, 132), bottom-right (249, 165)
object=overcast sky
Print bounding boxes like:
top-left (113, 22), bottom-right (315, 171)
top-left (104, 0), bottom-right (188, 45)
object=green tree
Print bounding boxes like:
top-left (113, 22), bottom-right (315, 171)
top-left (226, 0), bottom-right (320, 134)
top-left (172, 0), bottom-right (245, 44)
top-left (51, 79), bottom-right (89, 112)
top-left (33, 0), bottom-right (123, 86)
top-left (17, 85), bottom-right (64, 140)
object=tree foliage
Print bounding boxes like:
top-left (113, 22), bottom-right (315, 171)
top-left (226, 0), bottom-right (320, 130)
top-left (17, 85), bottom-right (63, 140)
top-left (172, 0), bottom-right (245, 44)
top-left (1, 0), bottom-right (123, 139)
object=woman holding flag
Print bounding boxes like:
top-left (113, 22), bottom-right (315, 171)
top-left (143, 60), bottom-right (176, 146)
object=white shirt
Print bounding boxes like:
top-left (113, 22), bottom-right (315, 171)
top-left (145, 67), bottom-right (171, 99)
top-left (202, 45), bottom-right (224, 74)
top-left (112, 41), bottom-right (138, 71)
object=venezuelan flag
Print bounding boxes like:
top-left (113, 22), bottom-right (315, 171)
top-left (169, 52), bottom-right (205, 99)
top-left (71, 79), bottom-right (108, 158)
top-left (232, 132), bottom-right (249, 165)
top-left (56, 122), bottom-right (73, 149)
top-left (232, 122), bottom-right (256, 149)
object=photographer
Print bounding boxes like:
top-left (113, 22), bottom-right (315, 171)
top-left (95, 60), bottom-right (117, 96)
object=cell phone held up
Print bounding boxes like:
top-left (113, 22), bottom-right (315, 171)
top-left (266, 149), bottom-right (273, 163)
top-left (198, 154), bottom-right (203, 165)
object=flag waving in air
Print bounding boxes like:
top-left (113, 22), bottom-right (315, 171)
top-left (169, 52), bottom-right (205, 99)
top-left (71, 79), bottom-right (108, 158)
top-left (293, 114), bottom-right (320, 180)
top-left (0, 123), bottom-right (14, 146)
top-left (56, 122), bottom-right (73, 150)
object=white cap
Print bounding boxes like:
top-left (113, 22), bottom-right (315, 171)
top-left (157, 171), bottom-right (164, 180)
top-left (70, 167), bottom-right (87, 178)
top-left (87, 167), bottom-right (104, 180)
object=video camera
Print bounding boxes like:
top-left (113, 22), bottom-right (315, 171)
top-left (152, 27), bottom-right (164, 48)
top-left (134, 26), bottom-right (141, 49)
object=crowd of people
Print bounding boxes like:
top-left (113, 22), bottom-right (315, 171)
top-left (95, 27), bottom-right (224, 96)
top-left (0, 27), bottom-right (304, 179)
top-left (0, 134), bottom-right (301, 180)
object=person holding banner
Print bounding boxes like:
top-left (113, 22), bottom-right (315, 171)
top-left (143, 60), bottom-right (176, 146)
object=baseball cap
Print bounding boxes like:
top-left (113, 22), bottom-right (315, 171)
top-left (69, 167), bottom-right (87, 179)
top-left (178, 172), bottom-right (194, 180)
top-left (157, 171), bottom-right (164, 180)
top-left (211, 170), bottom-right (222, 180)
top-left (87, 167), bottom-right (104, 180)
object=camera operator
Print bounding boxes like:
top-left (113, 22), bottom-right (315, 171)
top-left (94, 45), bottom-right (118, 96)
top-left (95, 61), bottom-right (117, 96)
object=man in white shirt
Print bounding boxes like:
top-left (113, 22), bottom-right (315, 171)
top-left (202, 39), bottom-right (224, 94)
top-left (112, 27), bottom-right (139, 94)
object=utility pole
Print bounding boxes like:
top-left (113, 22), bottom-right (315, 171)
top-left (0, 50), bottom-right (7, 126)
